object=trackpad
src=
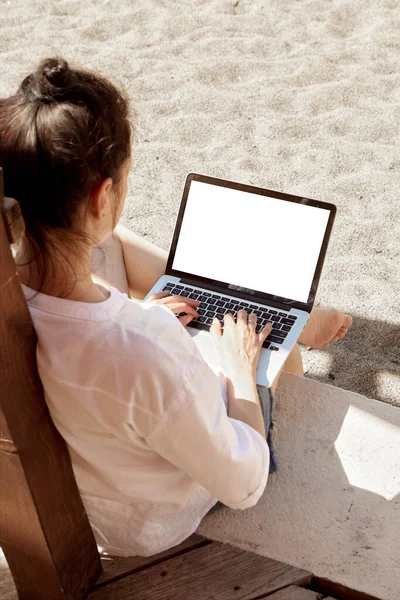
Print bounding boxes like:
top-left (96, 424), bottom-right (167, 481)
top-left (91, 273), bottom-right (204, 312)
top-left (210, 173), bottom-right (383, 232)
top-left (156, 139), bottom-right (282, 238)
top-left (188, 327), bottom-right (220, 371)
top-left (188, 327), bottom-right (230, 407)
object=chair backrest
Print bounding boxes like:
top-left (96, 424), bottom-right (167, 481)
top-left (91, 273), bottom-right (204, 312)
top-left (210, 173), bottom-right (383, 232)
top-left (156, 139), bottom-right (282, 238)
top-left (0, 167), bottom-right (101, 600)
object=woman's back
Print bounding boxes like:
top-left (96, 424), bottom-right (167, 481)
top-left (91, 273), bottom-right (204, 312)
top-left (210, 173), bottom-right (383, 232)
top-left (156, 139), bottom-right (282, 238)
top-left (24, 282), bottom-right (269, 556)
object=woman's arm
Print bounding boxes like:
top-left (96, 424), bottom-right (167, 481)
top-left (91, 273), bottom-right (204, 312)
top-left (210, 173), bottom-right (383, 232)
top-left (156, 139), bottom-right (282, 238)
top-left (226, 374), bottom-right (265, 438)
top-left (140, 349), bottom-right (270, 510)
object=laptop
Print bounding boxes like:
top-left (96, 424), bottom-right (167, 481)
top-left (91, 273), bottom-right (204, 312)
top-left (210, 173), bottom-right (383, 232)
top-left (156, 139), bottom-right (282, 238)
top-left (143, 173), bottom-right (336, 387)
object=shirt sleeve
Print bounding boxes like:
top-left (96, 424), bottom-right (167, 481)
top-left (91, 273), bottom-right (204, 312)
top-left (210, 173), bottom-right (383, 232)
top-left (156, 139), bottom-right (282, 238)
top-left (145, 352), bottom-right (270, 510)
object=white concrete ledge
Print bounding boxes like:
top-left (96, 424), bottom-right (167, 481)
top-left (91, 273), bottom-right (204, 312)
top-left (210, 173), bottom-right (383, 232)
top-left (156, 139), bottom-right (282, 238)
top-left (198, 373), bottom-right (400, 600)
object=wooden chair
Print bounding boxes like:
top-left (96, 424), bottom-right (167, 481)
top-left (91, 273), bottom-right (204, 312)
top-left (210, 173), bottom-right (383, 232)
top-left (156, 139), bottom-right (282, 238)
top-left (0, 167), bottom-right (102, 599)
top-left (0, 167), bottom-right (331, 600)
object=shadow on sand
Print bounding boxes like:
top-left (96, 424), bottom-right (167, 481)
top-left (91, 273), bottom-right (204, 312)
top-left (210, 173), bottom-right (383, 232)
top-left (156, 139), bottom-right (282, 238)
top-left (302, 314), bottom-right (400, 405)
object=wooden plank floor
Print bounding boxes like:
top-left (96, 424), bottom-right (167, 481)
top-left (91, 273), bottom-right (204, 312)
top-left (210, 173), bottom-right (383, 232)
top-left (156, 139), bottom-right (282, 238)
top-left (90, 534), bottom-right (325, 600)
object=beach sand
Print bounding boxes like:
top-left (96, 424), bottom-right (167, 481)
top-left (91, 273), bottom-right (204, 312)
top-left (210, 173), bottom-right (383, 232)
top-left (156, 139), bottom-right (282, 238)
top-left (1, 0), bottom-right (399, 406)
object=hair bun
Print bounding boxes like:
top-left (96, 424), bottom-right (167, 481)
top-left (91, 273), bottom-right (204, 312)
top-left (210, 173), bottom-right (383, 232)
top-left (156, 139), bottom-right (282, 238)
top-left (41, 57), bottom-right (70, 89)
top-left (20, 57), bottom-right (72, 103)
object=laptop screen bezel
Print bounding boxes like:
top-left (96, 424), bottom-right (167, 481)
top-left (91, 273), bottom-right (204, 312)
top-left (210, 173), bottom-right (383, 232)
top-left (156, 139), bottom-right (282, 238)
top-left (166, 173), bottom-right (336, 312)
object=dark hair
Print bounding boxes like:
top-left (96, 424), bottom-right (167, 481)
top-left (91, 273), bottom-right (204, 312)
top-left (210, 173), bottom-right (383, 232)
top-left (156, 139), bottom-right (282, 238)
top-left (0, 56), bottom-right (132, 294)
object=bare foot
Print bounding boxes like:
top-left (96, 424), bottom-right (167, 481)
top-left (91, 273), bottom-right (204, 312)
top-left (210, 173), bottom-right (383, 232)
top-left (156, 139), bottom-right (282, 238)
top-left (298, 307), bottom-right (353, 349)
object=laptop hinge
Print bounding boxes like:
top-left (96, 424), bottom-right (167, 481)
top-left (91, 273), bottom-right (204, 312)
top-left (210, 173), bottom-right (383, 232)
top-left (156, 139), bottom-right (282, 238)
top-left (180, 278), bottom-right (291, 311)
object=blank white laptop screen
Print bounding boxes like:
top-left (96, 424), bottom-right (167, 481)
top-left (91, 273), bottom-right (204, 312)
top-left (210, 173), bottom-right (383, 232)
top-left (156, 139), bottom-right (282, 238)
top-left (172, 180), bottom-right (331, 303)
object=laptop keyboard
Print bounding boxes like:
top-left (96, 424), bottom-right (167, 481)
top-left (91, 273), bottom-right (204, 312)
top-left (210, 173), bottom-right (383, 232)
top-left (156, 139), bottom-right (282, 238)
top-left (162, 282), bottom-right (297, 352)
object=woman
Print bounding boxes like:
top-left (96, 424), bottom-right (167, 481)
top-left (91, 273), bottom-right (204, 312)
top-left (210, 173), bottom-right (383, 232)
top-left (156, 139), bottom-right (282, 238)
top-left (0, 57), bottom-right (352, 557)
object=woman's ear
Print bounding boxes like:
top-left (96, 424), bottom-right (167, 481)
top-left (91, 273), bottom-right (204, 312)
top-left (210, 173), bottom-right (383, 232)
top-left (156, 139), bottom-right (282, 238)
top-left (90, 178), bottom-right (113, 219)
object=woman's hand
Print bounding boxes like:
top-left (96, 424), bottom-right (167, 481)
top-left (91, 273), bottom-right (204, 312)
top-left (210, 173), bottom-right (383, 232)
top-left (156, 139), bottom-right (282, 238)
top-left (146, 290), bottom-right (200, 328)
top-left (210, 310), bottom-right (272, 384)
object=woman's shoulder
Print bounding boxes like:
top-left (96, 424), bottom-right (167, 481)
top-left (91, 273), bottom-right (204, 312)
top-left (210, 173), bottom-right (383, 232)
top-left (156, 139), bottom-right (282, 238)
top-left (113, 291), bottom-right (190, 348)
top-left (29, 284), bottom-right (208, 393)
top-left (102, 289), bottom-right (204, 373)
top-left (26, 284), bottom-right (187, 356)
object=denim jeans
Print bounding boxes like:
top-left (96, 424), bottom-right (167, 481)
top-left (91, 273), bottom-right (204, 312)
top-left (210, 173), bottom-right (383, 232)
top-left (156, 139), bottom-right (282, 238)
top-left (207, 385), bottom-right (277, 515)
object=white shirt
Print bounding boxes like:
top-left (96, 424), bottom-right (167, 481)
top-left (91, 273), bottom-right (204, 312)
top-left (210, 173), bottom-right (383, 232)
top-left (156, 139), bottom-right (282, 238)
top-left (23, 284), bottom-right (270, 557)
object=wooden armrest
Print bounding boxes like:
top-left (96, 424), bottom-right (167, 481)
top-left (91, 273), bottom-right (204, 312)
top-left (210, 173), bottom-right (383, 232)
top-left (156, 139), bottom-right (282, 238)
top-left (0, 166), bottom-right (102, 600)
top-left (2, 195), bottom-right (25, 244)
top-left (0, 168), bottom-right (25, 245)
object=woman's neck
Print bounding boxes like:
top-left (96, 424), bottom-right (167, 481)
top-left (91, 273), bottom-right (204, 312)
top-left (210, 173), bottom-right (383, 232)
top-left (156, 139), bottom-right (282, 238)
top-left (15, 236), bottom-right (110, 303)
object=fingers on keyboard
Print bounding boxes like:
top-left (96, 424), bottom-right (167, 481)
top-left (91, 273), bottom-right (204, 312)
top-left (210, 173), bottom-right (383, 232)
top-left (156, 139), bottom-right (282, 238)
top-left (163, 283), bottom-right (297, 350)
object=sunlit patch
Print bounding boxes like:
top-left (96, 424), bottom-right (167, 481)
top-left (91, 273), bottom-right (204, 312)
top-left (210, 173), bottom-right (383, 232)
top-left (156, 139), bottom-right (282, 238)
top-left (91, 273), bottom-right (109, 288)
top-left (97, 545), bottom-right (109, 556)
top-left (375, 371), bottom-right (400, 405)
top-left (302, 347), bottom-right (333, 377)
top-left (335, 405), bottom-right (400, 500)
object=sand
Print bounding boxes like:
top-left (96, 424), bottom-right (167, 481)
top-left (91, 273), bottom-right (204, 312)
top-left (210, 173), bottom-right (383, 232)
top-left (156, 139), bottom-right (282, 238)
top-left (1, 4), bottom-right (399, 595)
top-left (1, 0), bottom-right (399, 409)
